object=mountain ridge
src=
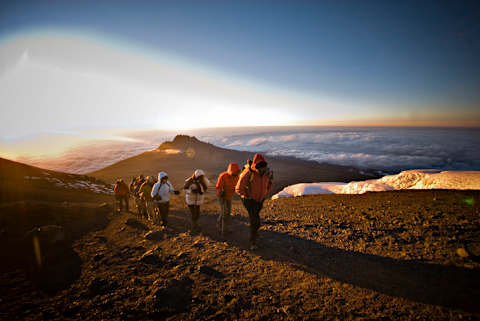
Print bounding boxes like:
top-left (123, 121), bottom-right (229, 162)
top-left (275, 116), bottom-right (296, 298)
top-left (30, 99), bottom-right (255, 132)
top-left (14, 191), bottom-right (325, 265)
top-left (90, 134), bottom-right (378, 194)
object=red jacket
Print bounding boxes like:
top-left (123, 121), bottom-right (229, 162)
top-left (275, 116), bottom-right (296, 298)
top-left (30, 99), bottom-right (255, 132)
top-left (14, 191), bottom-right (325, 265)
top-left (235, 154), bottom-right (273, 202)
top-left (114, 181), bottom-right (129, 196)
top-left (216, 163), bottom-right (241, 201)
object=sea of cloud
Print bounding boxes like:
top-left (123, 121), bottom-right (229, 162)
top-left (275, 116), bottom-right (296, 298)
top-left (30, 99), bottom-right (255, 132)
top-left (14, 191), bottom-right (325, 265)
top-left (16, 131), bottom-right (175, 174)
top-left (197, 127), bottom-right (480, 173)
top-left (13, 127), bottom-right (480, 175)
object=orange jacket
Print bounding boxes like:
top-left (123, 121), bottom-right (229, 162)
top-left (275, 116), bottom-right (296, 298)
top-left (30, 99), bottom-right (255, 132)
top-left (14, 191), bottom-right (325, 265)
top-left (216, 163), bottom-right (241, 201)
top-left (235, 154), bottom-right (273, 202)
top-left (114, 181), bottom-right (130, 196)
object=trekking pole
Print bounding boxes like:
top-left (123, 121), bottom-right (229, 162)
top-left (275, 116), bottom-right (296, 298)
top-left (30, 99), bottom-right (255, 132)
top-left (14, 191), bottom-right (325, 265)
top-left (183, 199), bottom-right (190, 231)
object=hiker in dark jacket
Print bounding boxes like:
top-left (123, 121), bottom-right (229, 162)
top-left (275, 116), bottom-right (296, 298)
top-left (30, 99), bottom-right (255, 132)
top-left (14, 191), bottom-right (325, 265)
top-left (184, 169), bottom-right (209, 232)
top-left (114, 179), bottom-right (130, 212)
top-left (133, 175), bottom-right (146, 217)
top-left (139, 176), bottom-right (155, 221)
top-left (216, 162), bottom-right (241, 235)
top-left (236, 154), bottom-right (273, 250)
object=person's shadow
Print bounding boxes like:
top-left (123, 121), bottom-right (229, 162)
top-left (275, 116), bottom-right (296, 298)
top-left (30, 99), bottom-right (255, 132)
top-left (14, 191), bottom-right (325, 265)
top-left (188, 211), bottom-right (480, 314)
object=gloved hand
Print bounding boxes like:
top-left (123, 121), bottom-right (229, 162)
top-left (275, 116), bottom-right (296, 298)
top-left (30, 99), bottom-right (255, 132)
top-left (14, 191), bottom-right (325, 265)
top-left (268, 169), bottom-right (274, 180)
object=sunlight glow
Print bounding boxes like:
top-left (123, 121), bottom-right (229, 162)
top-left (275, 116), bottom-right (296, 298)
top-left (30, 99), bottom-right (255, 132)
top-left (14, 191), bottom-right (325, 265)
top-left (1, 29), bottom-right (478, 161)
top-left (0, 29), bottom-right (367, 140)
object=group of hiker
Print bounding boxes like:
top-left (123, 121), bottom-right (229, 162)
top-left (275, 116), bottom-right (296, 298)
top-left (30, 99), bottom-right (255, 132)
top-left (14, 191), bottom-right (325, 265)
top-left (113, 153), bottom-right (273, 250)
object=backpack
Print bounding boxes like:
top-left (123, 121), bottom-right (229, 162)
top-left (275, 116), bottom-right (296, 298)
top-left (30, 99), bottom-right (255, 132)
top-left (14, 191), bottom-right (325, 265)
top-left (133, 180), bottom-right (143, 197)
top-left (244, 166), bottom-right (255, 197)
top-left (186, 176), bottom-right (205, 194)
top-left (138, 181), bottom-right (151, 199)
top-left (153, 182), bottom-right (164, 201)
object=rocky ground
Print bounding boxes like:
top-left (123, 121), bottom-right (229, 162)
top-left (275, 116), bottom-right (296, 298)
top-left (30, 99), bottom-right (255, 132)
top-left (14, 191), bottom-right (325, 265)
top-left (1, 190), bottom-right (480, 320)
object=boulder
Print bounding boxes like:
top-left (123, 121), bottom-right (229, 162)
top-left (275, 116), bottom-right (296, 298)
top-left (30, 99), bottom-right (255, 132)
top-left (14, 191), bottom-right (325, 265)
top-left (139, 250), bottom-right (163, 265)
top-left (144, 230), bottom-right (163, 241)
top-left (148, 277), bottom-right (193, 311)
top-left (456, 248), bottom-right (470, 258)
top-left (88, 277), bottom-right (118, 296)
top-left (199, 265), bottom-right (225, 278)
top-left (125, 218), bottom-right (148, 230)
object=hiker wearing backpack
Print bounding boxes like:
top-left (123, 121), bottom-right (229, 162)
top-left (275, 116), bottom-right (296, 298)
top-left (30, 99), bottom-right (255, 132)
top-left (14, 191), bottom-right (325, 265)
top-left (184, 169), bottom-right (209, 232)
top-left (236, 154), bottom-right (273, 250)
top-left (129, 177), bottom-right (137, 194)
top-left (114, 179), bottom-right (130, 212)
top-left (216, 162), bottom-right (241, 235)
top-left (139, 176), bottom-right (155, 221)
top-left (133, 175), bottom-right (146, 217)
top-left (151, 172), bottom-right (179, 226)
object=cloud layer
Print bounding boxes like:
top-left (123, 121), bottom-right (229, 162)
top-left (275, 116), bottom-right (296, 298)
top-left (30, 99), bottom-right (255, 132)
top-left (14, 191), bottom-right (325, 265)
top-left (12, 127), bottom-right (480, 175)
top-left (199, 127), bottom-right (480, 173)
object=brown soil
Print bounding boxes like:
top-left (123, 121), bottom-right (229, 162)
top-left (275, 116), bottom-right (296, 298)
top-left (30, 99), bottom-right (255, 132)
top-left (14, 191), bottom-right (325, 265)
top-left (2, 189), bottom-right (479, 320)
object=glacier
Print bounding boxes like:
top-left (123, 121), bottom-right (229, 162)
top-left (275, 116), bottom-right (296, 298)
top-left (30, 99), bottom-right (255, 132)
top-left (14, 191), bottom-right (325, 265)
top-left (271, 169), bottom-right (480, 199)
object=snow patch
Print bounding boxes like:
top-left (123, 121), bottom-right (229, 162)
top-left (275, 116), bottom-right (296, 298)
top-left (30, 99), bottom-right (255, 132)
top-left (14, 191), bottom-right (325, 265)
top-left (272, 170), bottom-right (480, 199)
top-left (271, 182), bottom-right (346, 199)
top-left (24, 175), bottom-right (113, 194)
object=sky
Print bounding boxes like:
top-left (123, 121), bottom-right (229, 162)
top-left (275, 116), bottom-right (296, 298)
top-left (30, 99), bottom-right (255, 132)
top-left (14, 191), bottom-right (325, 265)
top-left (1, 0), bottom-right (480, 149)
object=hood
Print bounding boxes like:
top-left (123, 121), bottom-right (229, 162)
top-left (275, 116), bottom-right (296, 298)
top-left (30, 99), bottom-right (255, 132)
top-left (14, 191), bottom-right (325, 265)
top-left (194, 169), bottom-right (205, 178)
top-left (158, 171), bottom-right (168, 181)
top-left (227, 162), bottom-right (241, 175)
top-left (252, 153), bottom-right (267, 170)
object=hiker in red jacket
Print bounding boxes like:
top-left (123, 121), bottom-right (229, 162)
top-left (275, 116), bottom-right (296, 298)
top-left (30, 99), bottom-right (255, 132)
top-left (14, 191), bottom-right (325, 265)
top-left (216, 162), bottom-right (241, 235)
top-left (235, 154), bottom-right (273, 250)
top-left (114, 179), bottom-right (130, 212)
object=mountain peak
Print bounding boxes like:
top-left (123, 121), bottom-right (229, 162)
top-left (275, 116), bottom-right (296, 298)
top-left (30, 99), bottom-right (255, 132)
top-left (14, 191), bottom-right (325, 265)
top-left (172, 135), bottom-right (201, 145)
top-left (158, 135), bottom-right (209, 150)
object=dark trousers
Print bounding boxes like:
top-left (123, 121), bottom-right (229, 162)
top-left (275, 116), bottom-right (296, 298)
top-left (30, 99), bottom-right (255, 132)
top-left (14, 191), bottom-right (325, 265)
top-left (242, 198), bottom-right (263, 244)
top-left (218, 199), bottom-right (232, 223)
top-left (156, 202), bottom-right (170, 226)
top-left (116, 195), bottom-right (129, 211)
top-left (188, 205), bottom-right (200, 224)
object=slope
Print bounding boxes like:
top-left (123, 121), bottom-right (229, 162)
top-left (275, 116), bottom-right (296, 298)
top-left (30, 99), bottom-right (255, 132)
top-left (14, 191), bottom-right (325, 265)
top-left (0, 158), bottom-right (114, 297)
top-left (2, 188), bottom-right (480, 320)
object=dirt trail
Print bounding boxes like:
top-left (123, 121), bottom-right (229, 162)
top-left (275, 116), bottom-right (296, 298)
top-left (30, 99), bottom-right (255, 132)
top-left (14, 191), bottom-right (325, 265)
top-left (2, 190), bottom-right (480, 320)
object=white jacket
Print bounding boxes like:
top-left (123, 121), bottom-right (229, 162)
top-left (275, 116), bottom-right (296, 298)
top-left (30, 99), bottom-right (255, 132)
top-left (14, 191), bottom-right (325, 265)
top-left (151, 172), bottom-right (175, 203)
top-left (184, 170), bottom-right (209, 206)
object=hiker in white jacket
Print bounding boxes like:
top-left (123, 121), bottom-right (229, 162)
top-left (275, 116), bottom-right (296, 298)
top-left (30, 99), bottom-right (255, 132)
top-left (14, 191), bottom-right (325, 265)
top-left (151, 172), bottom-right (179, 226)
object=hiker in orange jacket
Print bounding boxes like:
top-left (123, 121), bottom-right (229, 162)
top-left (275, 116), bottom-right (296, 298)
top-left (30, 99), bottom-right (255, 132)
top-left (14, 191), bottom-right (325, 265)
top-left (114, 179), bottom-right (130, 212)
top-left (235, 154), bottom-right (273, 250)
top-left (216, 162), bottom-right (241, 235)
